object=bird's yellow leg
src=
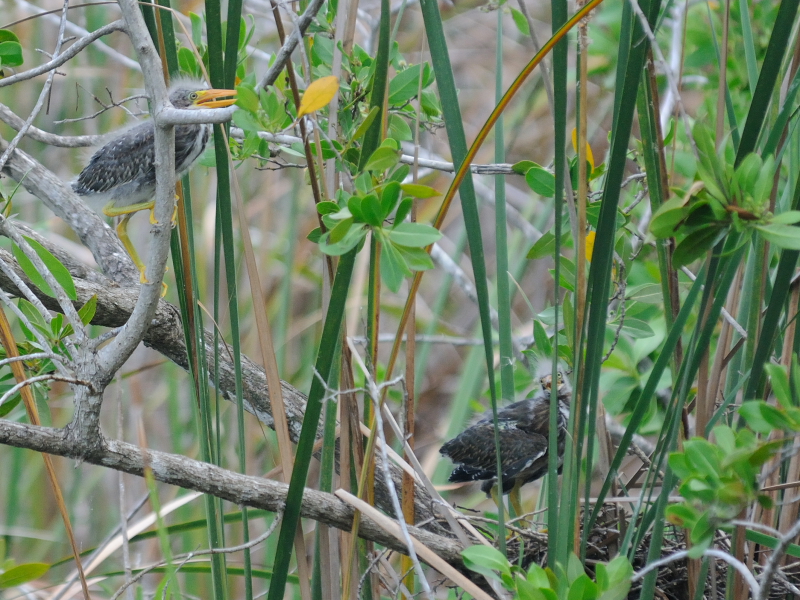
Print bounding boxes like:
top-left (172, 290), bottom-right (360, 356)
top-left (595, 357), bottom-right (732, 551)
top-left (103, 200), bottom-right (155, 219)
top-left (115, 214), bottom-right (168, 296)
top-left (509, 481), bottom-right (528, 527)
top-left (115, 214), bottom-right (146, 283)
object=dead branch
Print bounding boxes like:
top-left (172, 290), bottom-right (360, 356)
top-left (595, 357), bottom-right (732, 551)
top-left (0, 419), bottom-right (467, 570)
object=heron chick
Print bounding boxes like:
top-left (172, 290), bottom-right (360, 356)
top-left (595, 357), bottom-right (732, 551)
top-left (440, 366), bottom-right (571, 517)
top-left (72, 78), bottom-right (236, 286)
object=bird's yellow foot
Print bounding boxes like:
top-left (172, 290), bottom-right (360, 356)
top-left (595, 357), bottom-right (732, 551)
top-left (138, 267), bottom-right (169, 297)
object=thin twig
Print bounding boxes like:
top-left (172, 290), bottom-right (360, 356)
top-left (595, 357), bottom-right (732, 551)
top-left (0, 374), bottom-right (92, 409)
top-left (631, 548), bottom-right (760, 596)
top-left (756, 517), bottom-right (800, 599)
top-left (0, 19), bottom-right (126, 88)
top-left (347, 346), bottom-right (433, 599)
top-left (109, 512), bottom-right (284, 600)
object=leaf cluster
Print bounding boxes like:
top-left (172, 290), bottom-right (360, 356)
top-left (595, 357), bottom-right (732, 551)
top-left (666, 362), bottom-right (800, 558)
top-left (461, 546), bottom-right (632, 600)
top-left (308, 156), bottom-right (442, 292)
top-left (0, 30), bottom-right (24, 76)
top-left (650, 122), bottom-right (800, 266)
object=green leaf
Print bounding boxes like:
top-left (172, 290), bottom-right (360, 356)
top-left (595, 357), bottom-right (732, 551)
top-left (14, 238), bottom-right (78, 301)
top-left (329, 217), bottom-right (354, 244)
top-left (347, 196), bottom-right (365, 223)
top-left (525, 166), bottom-right (556, 197)
top-left (738, 401), bottom-right (775, 433)
top-left (527, 231), bottom-right (555, 260)
top-left (394, 198), bottom-right (413, 225)
top-left (177, 47), bottom-right (199, 77)
top-left (693, 122), bottom-right (724, 185)
top-left (0, 391), bottom-right (20, 418)
top-left (380, 182), bottom-right (402, 219)
top-left (461, 545), bottom-right (512, 583)
top-left (13, 243), bottom-right (52, 297)
top-left (396, 245), bottom-right (434, 271)
top-left (672, 227), bottom-right (726, 267)
top-left (232, 109), bottom-right (262, 133)
top-left (649, 196), bottom-right (689, 238)
top-left (387, 222), bottom-right (442, 247)
top-left (318, 224), bottom-right (367, 256)
top-left (625, 283), bottom-right (664, 304)
top-left (567, 574), bottom-right (597, 600)
top-left (388, 114), bottom-right (413, 141)
top-left (363, 146), bottom-right (400, 173)
top-left (765, 364), bottom-right (792, 409)
top-left (533, 319), bottom-right (552, 357)
top-left (78, 295), bottom-right (97, 326)
top-left (0, 41), bottom-right (23, 68)
top-left (350, 106), bottom-right (380, 147)
top-left (598, 581), bottom-right (632, 600)
top-left (752, 154), bottom-right (776, 206)
top-left (713, 425), bottom-right (736, 454)
top-left (0, 563), bottom-right (49, 588)
top-left (619, 318), bottom-right (654, 339)
top-left (399, 183), bottom-right (440, 198)
top-left (587, 201), bottom-right (627, 230)
top-left (307, 227), bottom-right (322, 243)
top-left (388, 64), bottom-right (423, 105)
top-left (770, 210), bottom-right (800, 225)
top-left (510, 7), bottom-right (530, 35)
top-left (665, 504), bottom-right (698, 529)
top-left (512, 160), bottom-right (537, 175)
top-left (388, 164), bottom-right (410, 183)
top-left (235, 83), bottom-right (259, 112)
top-left (758, 402), bottom-right (791, 431)
top-left (0, 30), bottom-right (20, 44)
top-left (380, 239), bottom-right (411, 293)
top-left (755, 224), bottom-right (800, 250)
top-left (316, 201), bottom-right (340, 215)
top-left (189, 13), bottom-right (203, 47)
top-left (361, 195), bottom-right (383, 227)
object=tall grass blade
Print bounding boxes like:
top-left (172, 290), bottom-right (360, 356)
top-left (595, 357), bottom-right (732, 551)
top-left (569, 0), bottom-right (662, 566)
top-left (495, 0), bottom-right (513, 408)
top-left (151, 5), bottom-right (228, 596)
top-left (548, 0), bottom-right (568, 566)
top-left (744, 174), bottom-right (800, 399)
top-left (419, 0), bottom-right (505, 547)
top-left (267, 249), bottom-right (357, 600)
top-left (736, 0), bottom-right (800, 165)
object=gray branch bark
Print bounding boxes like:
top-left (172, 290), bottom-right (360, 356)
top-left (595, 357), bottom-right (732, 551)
top-left (0, 235), bottom-right (446, 535)
top-left (0, 419), bottom-right (465, 569)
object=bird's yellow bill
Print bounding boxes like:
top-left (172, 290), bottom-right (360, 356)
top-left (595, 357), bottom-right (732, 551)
top-left (195, 88), bottom-right (237, 108)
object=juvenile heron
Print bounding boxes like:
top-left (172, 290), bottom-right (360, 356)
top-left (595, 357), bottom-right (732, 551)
top-left (440, 370), bottom-right (571, 518)
top-left (72, 78), bottom-right (236, 285)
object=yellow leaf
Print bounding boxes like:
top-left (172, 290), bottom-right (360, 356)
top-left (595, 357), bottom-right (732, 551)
top-left (585, 230), bottom-right (596, 262)
top-left (297, 75), bottom-right (339, 118)
top-left (571, 127), bottom-right (595, 170)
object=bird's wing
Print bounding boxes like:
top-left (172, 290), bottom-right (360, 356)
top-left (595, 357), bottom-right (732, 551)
top-left (441, 424), bottom-right (548, 482)
top-left (73, 121), bottom-right (155, 194)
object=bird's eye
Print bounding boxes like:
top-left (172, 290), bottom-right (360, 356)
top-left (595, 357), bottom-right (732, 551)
top-left (190, 92), bottom-right (199, 100)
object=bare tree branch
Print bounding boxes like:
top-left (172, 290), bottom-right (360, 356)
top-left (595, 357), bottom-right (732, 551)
top-left (0, 419), bottom-right (467, 570)
top-left (0, 21), bottom-right (126, 89)
top-left (0, 134), bottom-right (138, 284)
top-left (0, 245), bottom-right (448, 534)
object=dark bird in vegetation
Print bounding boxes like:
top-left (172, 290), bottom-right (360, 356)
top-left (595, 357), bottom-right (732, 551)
top-left (440, 369), bottom-right (571, 516)
top-left (72, 78), bottom-right (236, 285)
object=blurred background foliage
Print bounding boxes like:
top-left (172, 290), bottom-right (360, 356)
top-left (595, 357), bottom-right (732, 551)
top-left (2, 0), bottom-right (800, 597)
